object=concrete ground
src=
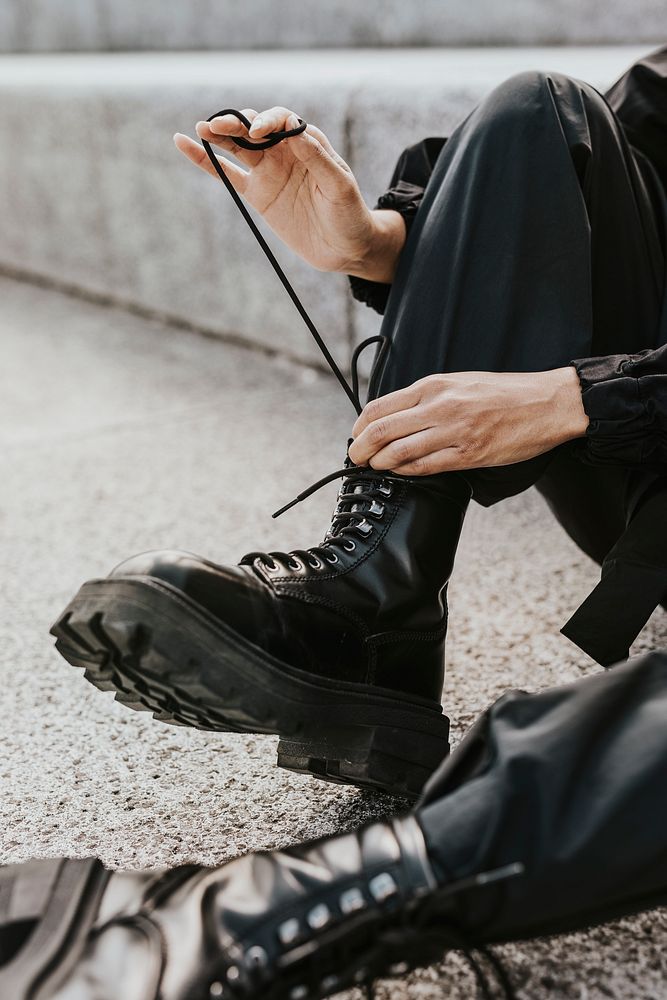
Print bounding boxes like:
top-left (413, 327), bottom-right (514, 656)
top-left (1, 274), bottom-right (666, 998)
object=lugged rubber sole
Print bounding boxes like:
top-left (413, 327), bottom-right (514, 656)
top-left (50, 576), bottom-right (450, 799)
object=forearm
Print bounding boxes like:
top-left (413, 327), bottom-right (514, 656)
top-left (343, 209), bottom-right (407, 284)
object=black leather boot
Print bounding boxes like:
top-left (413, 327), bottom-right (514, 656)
top-left (51, 466), bottom-right (470, 798)
top-left (0, 815), bottom-right (517, 1000)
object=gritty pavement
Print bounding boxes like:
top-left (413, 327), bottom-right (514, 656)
top-left (1, 275), bottom-right (666, 998)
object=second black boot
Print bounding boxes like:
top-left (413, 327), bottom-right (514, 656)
top-left (51, 464), bottom-right (471, 798)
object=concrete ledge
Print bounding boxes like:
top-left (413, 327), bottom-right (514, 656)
top-left (1, 1), bottom-right (666, 51)
top-left (0, 47), bottom-right (649, 364)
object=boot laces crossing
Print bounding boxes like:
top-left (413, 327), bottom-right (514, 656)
top-left (275, 862), bottom-right (523, 1000)
top-left (202, 110), bottom-right (519, 992)
top-left (201, 111), bottom-right (415, 574)
top-left (245, 463), bottom-right (405, 572)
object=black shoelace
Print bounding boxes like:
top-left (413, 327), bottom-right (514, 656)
top-left (201, 111), bottom-right (414, 539)
top-left (358, 861), bottom-right (523, 1000)
top-left (200, 110), bottom-right (519, 998)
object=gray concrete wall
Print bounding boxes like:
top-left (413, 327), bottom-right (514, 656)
top-left (0, 47), bottom-right (649, 366)
top-left (1, 0), bottom-right (666, 51)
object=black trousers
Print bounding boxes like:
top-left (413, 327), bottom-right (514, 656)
top-left (415, 648), bottom-right (667, 947)
top-left (368, 69), bottom-right (667, 663)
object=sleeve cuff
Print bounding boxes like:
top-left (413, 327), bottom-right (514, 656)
top-left (571, 355), bottom-right (650, 466)
top-left (346, 180), bottom-right (426, 316)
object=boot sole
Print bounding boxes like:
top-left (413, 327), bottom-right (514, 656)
top-left (50, 576), bottom-right (450, 800)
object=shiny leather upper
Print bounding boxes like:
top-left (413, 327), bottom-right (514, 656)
top-left (26, 816), bottom-right (439, 1000)
top-left (111, 473), bottom-right (469, 703)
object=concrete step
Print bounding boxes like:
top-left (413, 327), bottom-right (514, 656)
top-left (0, 46), bottom-right (649, 365)
top-left (2, 0), bottom-right (666, 51)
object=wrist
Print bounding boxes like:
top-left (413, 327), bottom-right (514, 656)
top-left (343, 209), bottom-right (406, 283)
top-left (550, 366), bottom-right (590, 443)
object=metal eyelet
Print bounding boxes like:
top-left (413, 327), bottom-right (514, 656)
top-left (307, 556), bottom-right (323, 570)
top-left (245, 946), bottom-right (269, 969)
top-left (278, 917), bottom-right (301, 947)
top-left (324, 551), bottom-right (339, 565)
top-left (307, 903), bottom-right (331, 930)
top-left (368, 872), bottom-right (398, 902)
top-left (340, 887), bottom-right (366, 914)
top-left (262, 557), bottom-right (279, 571)
top-left (287, 557), bottom-right (303, 571)
top-left (342, 539), bottom-right (356, 553)
top-left (368, 500), bottom-right (385, 518)
top-left (378, 483), bottom-right (393, 497)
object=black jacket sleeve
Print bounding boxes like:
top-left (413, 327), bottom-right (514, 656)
top-left (603, 44), bottom-right (667, 195)
top-left (349, 51), bottom-right (667, 470)
top-left (347, 136), bottom-right (447, 314)
top-left (571, 45), bottom-right (667, 470)
top-left (571, 346), bottom-right (667, 468)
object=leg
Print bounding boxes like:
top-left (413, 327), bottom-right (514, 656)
top-left (417, 649), bottom-right (667, 943)
top-left (5, 652), bottom-right (667, 999)
top-left (369, 69), bottom-right (665, 505)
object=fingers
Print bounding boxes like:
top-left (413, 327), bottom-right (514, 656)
top-left (195, 125), bottom-right (263, 168)
top-left (351, 383), bottom-right (423, 439)
top-left (354, 421), bottom-right (466, 476)
top-left (348, 405), bottom-right (430, 467)
top-left (390, 447), bottom-right (466, 476)
top-left (207, 108), bottom-right (259, 136)
top-left (288, 128), bottom-right (353, 192)
top-left (173, 133), bottom-right (249, 193)
top-left (209, 105), bottom-right (352, 188)
top-left (362, 428), bottom-right (443, 471)
top-left (197, 109), bottom-right (262, 166)
top-left (238, 106), bottom-right (296, 140)
top-left (244, 107), bottom-right (341, 161)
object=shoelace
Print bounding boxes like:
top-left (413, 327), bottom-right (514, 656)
top-left (200, 111), bottom-right (520, 997)
top-left (345, 862), bottom-right (522, 1000)
top-left (260, 862), bottom-right (523, 1000)
top-left (241, 453), bottom-right (399, 572)
top-left (201, 111), bottom-right (414, 545)
top-left (365, 863), bottom-right (522, 1000)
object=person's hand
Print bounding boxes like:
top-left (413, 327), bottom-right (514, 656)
top-left (174, 107), bottom-right (386, 275)
top-left (348, 367), bottom-right (589, 475)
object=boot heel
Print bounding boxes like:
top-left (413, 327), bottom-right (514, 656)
top-left (276, 716), bottom-right (450, 800)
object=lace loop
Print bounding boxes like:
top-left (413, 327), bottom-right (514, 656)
top-left (203, 108), bottom-right (404, 575)
top-left (201, 108), bottom-right (387, 418)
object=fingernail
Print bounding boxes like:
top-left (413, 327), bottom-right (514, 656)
top-left (287, 113), bottom-right (299, 129)
top-left (249, 116), bottom-right (263, 133)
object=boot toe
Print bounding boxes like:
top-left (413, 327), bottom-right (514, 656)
top-left (110, 549), bottom-right (206, 591)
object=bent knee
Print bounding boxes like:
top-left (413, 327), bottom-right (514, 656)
top-left (476, 68), bottom-right (592, 132)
